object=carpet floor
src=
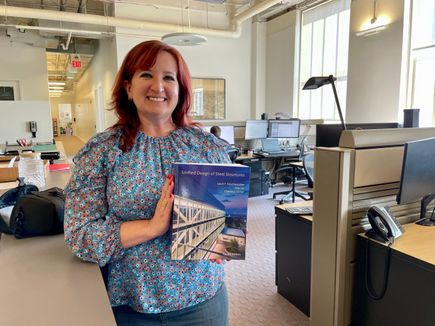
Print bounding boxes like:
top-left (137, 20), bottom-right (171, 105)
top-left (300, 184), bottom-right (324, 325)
top-left (225, 187), bottom-right (309, 326)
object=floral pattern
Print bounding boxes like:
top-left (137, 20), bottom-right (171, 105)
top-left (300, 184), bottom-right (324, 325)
top-left (64, 126), bottom-right (230, 313)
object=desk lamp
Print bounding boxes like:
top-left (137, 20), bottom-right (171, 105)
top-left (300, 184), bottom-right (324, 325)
top-left (303, 75), bottom-right (347, 131)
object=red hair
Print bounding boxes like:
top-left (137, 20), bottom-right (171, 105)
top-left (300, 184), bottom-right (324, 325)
top-left (111, 40), bottom-right (196, 151)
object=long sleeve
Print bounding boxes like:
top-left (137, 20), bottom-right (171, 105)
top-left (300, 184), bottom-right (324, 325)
top-left (64, 132), bottom-right (125, 266)
top-left (63, 127), bottom-right (225, 314)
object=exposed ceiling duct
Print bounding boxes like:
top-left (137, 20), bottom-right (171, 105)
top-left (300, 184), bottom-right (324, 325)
top-left (0, 0), bottom-right (292, 39)
top-left (5, 26), bottom-right (59, 48)
top-left (0, 0), bottom-right (305, 95)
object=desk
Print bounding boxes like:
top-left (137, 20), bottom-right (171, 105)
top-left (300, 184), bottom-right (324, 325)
top-left (0, 141), bottom-right (69, 193)
top-left (352, 223), bottom-right (435, 326)
top-left (275, 201), bottom-right (313, 316)
top-left (0, 167), bottom-right (116, 325)
top-left (0, 234), bottom-right (116, 326)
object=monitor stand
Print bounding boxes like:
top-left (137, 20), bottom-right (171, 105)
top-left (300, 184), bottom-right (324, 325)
top-left (416, 193), bottom-right (435, 226)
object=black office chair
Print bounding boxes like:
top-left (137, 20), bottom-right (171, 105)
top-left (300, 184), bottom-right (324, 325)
top-left (293, 151), bottom-right (315, 201)
top-left (272, 140), bottom-right (313, 203)
top-left (227, 147), bottom-right (240, 163)
top-left (302, 152), bottom-right (314, 189)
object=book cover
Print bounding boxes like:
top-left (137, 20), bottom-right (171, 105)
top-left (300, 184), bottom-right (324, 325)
top-left (170, 163), bottom-right (250, 261)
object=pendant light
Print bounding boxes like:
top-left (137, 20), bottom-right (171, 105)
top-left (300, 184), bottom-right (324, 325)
top-left (161, 0), bottom-right (208, 46)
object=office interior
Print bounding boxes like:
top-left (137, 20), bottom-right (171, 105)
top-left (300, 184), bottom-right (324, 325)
top-left (1, 0), bottom-right (435, 326)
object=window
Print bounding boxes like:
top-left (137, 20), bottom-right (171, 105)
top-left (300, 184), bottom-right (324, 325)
top-left (407, 0), bottom-right (435, 127)
top-left (297, 0), bottom-right (350, 121)
top-left (190, 78), bottom-right (225, 120)
top-left (192, 88), bottom-right (204, 116)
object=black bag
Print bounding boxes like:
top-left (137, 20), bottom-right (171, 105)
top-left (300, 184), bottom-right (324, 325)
top-left (9, 187), bottom-right (66, 239)
top-left (0, 178), bottom-right (39, 234)
top-left (0, 178), bottom-right (39, 209)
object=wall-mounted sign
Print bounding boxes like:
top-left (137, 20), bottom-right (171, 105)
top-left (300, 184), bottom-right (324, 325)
top-left (70, 54), bottom-right (81, 69)
top-left (71, 60), bottom-right (81, 68)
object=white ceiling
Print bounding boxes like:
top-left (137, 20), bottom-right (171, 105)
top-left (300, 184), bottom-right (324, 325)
top-left (1, 0), bottom-right (312, 95)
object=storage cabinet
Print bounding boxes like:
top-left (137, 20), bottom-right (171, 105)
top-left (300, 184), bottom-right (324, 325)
top-left (275, 206), bottom-right (312, 316)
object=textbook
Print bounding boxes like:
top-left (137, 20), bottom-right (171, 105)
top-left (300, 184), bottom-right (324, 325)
top-left (170, 163), bottom-right (250, 261)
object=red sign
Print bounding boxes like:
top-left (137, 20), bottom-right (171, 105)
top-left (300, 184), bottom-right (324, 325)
top-left (71, 60), bottom-right (81, 68)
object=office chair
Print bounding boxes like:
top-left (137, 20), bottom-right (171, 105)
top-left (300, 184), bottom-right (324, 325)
top-left (272, 140), bottom-right (313, 203)
top-left (303, 152), bottom-right (314, 189)
top-left (227, 147), bottom-right (240, 163)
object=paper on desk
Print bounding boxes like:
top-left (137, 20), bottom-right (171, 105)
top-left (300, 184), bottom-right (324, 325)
top-left (8, 156), bottom-right (17, 168)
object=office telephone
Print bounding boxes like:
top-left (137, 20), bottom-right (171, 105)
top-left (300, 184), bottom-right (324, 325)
top-left (366, 206), bottom-right (404, 244)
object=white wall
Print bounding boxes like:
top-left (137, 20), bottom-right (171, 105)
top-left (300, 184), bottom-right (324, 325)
top-left (72, 62), bottom-right (96, 142)
top-left (113, 2), bottom-right (254, 123)
top-left (265, 11), bottom-right (298, 120)
top-left (70, 37), bottom-right (118, 142)
top-left (0, 37), bottom-right (52, 143)
top-left (0, 101), bottom-right (53, 143)
top-left (251, 21), bottom-right (267, 120)
top-left (0, 37), bottom-right (49, 101)
top-left (346, 0), bottom-right (405, 123)
top-left (115, 24), bottom-right (253, 123)
top-left (91, 38), bottom-right (118, 130)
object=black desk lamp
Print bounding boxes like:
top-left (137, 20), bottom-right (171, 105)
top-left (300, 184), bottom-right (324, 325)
top-left (303, 75), bottom-right (347, 131)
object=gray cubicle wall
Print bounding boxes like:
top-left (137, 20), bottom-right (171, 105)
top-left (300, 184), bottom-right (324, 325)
top-left (310, 127), bottom-right (435, 326)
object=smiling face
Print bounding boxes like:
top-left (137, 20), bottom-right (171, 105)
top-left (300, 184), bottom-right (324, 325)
top-left (124, 51), bottom-right (179, 124)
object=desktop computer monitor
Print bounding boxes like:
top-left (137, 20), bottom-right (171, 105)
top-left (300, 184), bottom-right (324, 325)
top-left (267, 119), bottom-right (300, 138)
top-left (202, 125), bottom-right (235, 144)
top-left (397, 137), bottom-right (435, 225)
top-left (315, 122), bottom-right (400, 147)
top-left (245, 120), bottom-right (268, 140)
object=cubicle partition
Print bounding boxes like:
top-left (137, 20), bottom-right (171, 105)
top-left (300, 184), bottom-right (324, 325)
top-left (310, 127), bottom-right (435, 326)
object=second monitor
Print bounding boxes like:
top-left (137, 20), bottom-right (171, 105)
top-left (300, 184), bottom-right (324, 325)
top-left (268, 119), bottom-right (301, 138)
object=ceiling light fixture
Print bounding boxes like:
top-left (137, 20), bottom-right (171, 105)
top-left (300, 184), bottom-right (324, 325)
top-left (162, 32), bottom-right (207, 46)
top-left (161, 0), bottom-right (207, 46)
top-left (48, 82), bottom-right (66, 86)
top-left (356, 0), bottom-right (390, 37)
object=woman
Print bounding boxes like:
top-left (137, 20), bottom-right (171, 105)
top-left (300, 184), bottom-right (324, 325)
top-left (64, 40), bottom-right (230, 325)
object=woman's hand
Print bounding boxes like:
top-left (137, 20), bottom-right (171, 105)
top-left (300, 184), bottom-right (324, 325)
top-left (120, 175), bottom-right (174, 248)
top-left (148, 174), bottom-right (175, 238)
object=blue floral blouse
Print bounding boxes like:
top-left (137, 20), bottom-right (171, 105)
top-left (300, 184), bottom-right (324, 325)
top-left (64, 126), bottom-right (231, 313)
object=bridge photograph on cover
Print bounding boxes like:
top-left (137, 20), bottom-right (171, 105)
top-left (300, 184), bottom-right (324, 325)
top-left (170, 163), bottom-right (250, 260)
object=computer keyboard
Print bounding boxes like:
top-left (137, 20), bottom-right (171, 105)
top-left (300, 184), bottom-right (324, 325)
top-left (285, 206), bottom-right (313, 215)
top-left (254, 149), bottom-right (300, 157)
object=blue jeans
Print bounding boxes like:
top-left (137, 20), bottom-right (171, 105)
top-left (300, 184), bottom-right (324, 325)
top-left (113, 284), bottom-right (228, 326)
